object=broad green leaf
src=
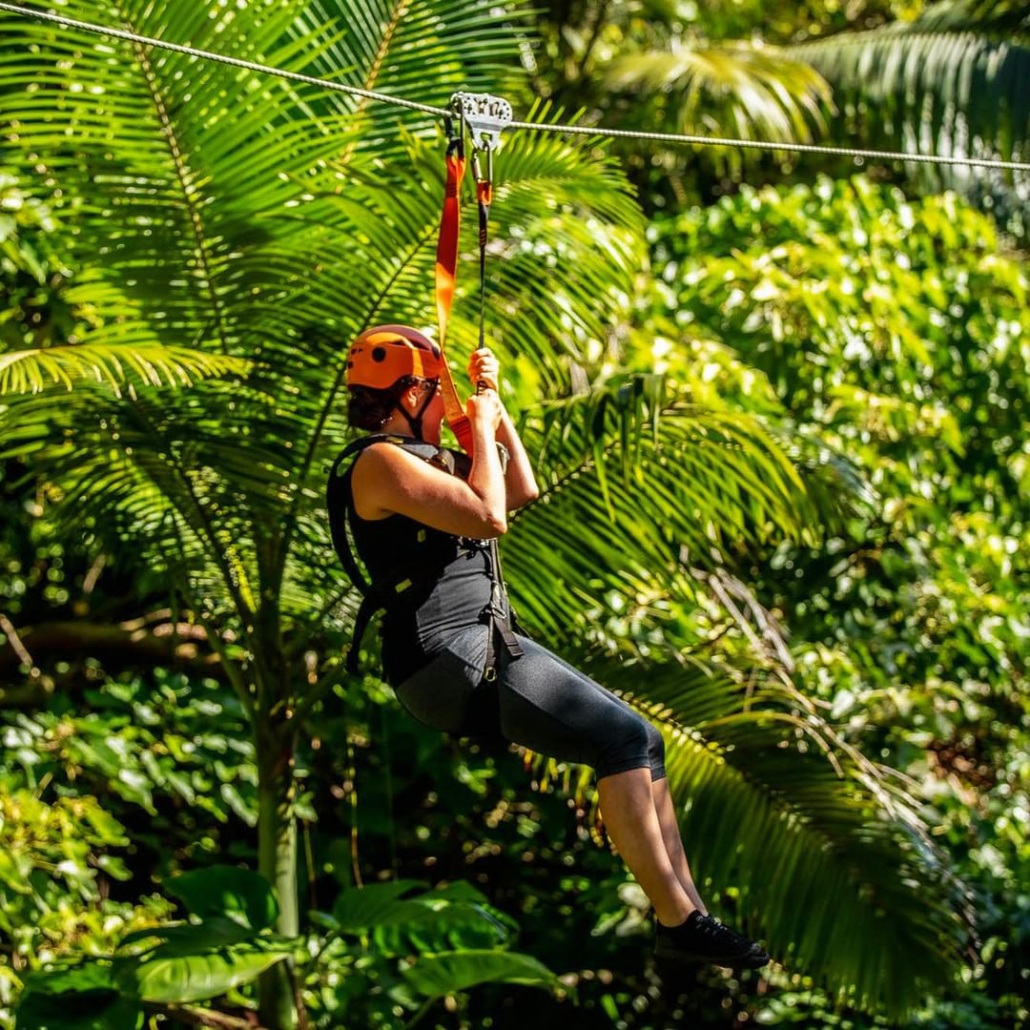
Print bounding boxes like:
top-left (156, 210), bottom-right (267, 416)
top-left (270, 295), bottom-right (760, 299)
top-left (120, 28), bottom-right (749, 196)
top-left (115, 940), bottom-right (291, 1004)
top-left (331, 880), bottom-right (427, 933)
top-left (401, 949), bottom-right (560, 999)
top-left (164, 865), bottom-right (278, 931)
top-left (372, 902), bottom-right (514, 955)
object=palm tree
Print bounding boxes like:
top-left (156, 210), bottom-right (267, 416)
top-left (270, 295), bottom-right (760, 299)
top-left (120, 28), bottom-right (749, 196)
top-left (533, 0), bottom-right (834, 197)
top-left (791, 0), bottom-right (1030, 238)
top-left (0, 0), bottom-right (971, 1025)
top-left (536, 0), bottom-right (1028, 230)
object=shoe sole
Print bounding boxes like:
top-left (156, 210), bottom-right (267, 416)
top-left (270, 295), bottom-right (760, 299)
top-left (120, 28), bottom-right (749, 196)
top-left (654, 945), bottom-right (770, 970)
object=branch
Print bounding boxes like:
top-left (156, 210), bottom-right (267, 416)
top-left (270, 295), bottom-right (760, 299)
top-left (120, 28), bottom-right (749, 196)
top-left (0, 616), bottom-right (221, 678)
top-left (577, 1), bottom-right (611, 79)
top-left (148, 1002), bottom-right (266, 1029)
top-left (0, 612), bottom-right (41, 677)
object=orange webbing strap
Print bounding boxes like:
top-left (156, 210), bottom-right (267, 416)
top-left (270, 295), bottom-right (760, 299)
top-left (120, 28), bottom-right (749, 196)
top-left (435, 138), bottom-right (474, 454)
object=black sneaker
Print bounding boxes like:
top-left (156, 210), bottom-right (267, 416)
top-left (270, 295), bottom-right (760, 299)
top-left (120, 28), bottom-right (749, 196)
top-left (654, 911), bottom-right (769, 969)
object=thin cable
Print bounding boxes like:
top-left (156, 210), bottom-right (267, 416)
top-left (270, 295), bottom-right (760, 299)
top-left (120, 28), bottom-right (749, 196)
top-left (0, 1), bottom-right (449, 118)
top-left (2, 0), bottom-right (1029, 174)
top-left (509, 119), bottom-right (1030, 173)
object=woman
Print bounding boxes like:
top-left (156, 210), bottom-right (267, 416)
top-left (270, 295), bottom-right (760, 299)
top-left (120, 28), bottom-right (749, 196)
top-left (327, 324), bottom-right (768, 969)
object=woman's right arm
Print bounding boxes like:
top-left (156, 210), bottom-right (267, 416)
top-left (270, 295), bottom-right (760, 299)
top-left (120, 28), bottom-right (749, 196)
top-left (466, 348), bottom-right (538, 510)
top-left (351, 392), bottom-right (508, 539)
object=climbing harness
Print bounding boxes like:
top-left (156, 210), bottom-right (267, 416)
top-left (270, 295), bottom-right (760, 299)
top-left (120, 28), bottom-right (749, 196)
top-left (433, 92), bottom-right (513, 455)
top-left (326, 434), bottom-right (522, 678)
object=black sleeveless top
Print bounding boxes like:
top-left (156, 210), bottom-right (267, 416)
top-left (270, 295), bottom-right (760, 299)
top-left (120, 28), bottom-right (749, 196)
top-left (339, 442), bottom-right (493, 685)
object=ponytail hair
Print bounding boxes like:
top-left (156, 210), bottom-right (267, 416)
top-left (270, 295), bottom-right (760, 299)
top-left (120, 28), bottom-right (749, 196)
top-left (346, 376), bottom-right (421, 430)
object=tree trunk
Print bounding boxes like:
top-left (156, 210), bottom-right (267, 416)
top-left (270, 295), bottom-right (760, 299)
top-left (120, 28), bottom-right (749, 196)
top-left (256, 715), bottom-right (299, 1030)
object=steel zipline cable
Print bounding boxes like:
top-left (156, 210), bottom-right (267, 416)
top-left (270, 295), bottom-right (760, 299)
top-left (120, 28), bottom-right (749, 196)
top-left (1, 0), bottom-right (1029, 174)
top-left (0, 1), bottom-right (449, 118)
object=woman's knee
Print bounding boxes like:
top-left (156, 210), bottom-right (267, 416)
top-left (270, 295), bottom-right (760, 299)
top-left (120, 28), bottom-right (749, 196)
top-left (644, 719), bottom-right (666, 780)
top-left (596, 710), bottom-right (656, 778)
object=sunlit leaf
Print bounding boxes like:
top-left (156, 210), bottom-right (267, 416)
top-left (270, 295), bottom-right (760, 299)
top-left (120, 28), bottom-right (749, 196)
top-left (401, 949), bottom-right (560, 999)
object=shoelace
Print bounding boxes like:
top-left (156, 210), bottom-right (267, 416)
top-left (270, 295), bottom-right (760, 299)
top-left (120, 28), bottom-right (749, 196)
top-left (696, 915), bottom-right (740, 941)
top-left (692, 914), bottom-right (764, 955)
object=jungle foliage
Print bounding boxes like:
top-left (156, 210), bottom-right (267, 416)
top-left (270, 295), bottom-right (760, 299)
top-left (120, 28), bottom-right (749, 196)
top-left (0, 1), bottom-right (1027, 1029)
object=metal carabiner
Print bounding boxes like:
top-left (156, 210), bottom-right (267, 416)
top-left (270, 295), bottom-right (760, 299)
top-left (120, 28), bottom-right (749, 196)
top-left (470, 143), bottom-right (493, 190)
top-left (444, 97), bottom-right (466, 156)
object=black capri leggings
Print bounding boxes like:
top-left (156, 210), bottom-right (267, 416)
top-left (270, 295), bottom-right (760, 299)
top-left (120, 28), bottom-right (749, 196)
top-left (393, 625), bottom-right (666, 781)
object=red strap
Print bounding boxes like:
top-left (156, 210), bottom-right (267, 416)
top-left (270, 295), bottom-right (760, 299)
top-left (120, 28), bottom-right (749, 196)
top-left (435, 149), bottom-right (474, 454)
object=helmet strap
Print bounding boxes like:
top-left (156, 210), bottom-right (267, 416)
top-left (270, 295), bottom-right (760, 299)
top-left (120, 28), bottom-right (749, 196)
top-left (394, 383), bottom-right (436, 440)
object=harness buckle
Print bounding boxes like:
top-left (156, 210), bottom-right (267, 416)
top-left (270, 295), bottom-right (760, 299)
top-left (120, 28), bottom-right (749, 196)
top-left (482, 665), bottom-right (498, 683)
top-left (450, 92), bottom-right (512, 153)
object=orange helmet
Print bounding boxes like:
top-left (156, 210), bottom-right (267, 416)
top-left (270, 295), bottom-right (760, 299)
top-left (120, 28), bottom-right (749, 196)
top-left (345, 324), bottom-right (442, 390)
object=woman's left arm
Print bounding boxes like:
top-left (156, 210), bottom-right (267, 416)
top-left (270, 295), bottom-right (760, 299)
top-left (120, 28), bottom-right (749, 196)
top-left (496, 406), bottom-right (539, 510)
top-left (468, 348), bottom-right (539, 511)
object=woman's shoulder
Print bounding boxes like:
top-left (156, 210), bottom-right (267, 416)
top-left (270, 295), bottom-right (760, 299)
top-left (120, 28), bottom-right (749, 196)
top-left (355, 438), bottom-right (468, 477)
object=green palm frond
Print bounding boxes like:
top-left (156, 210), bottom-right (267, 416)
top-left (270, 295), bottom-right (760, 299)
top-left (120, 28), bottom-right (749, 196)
top-left (791, 0), bottom-right (1030, 234)
top-left (0, 0), bottom-right (367, 376)
top-left (503, 364), bottom-right (965, 1013)
top-left (290, 0), bottom-right (537, 146)
top-left (0, 343), bottom-right (249, 394)
top-left (922, 0), bottom-right (1029, 35)
top-left (522, 648), bottom-right (972, 1013)
top-left (662, 717), bottom-right (965, 1012)
top-left (1, 0), bottom-right (651, 632)
top-left (603, 43), bottom-right (832, 154)
top-left (504, 375), bottom-right (842, 643)
top-left (0, 384), bottom-right (295, 629)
